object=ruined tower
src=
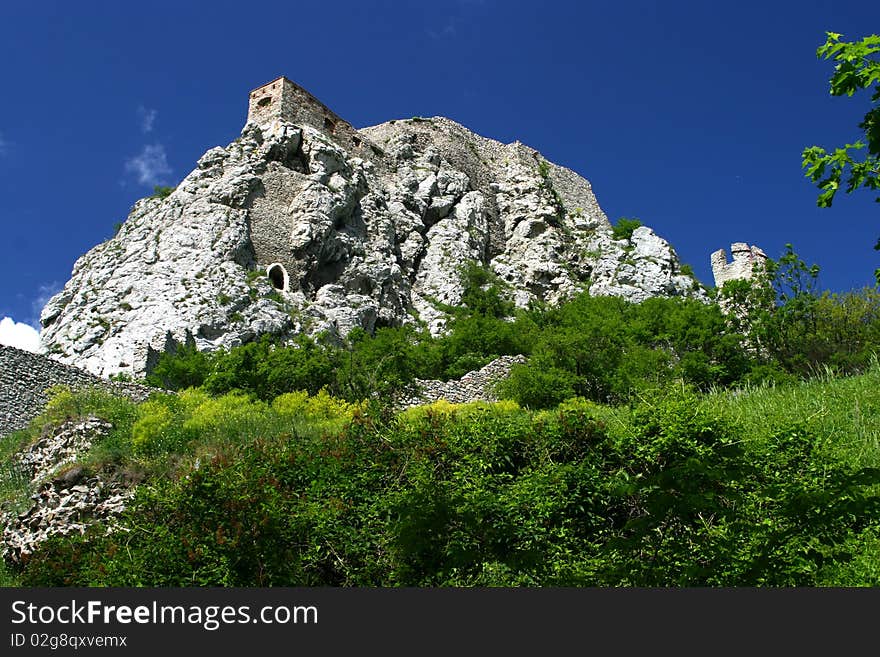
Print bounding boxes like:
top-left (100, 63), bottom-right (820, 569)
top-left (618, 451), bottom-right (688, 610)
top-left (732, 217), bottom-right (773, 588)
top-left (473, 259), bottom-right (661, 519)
top-left (245, 77), bottom-right (385, 295)
top-left (246, 76), bottom-right (370, 156)
top-left (711, 242), bottom-right (768, 288)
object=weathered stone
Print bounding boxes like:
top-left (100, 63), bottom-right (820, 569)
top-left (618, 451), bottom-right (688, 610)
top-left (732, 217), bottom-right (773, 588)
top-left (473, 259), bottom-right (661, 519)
top-left (0, 417), bottom-right (133, 564)
top-left (398, 355), bottom-right (528, 408)
top-left (711, 243), bottom-right (768, 288)
top-left (37, 79), bottom-right (707, 379)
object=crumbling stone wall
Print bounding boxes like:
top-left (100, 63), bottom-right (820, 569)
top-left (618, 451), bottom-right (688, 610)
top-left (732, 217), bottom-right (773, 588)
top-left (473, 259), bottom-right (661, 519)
top-left (0, 345), bottom-right (154, 437)
top-left (398, 355), bottom-right (527, 408)
top-left (711, 242), bottom-right (767, 288)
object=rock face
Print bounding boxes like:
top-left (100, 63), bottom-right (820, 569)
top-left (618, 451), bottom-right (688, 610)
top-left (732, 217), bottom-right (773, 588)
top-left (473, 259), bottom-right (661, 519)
top-left (40, 77), bottom-right (704, 378)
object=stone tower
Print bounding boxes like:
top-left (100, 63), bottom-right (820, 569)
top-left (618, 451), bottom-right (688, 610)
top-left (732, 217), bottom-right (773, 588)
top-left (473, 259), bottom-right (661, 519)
top-left (246, 76), bottom-right (372, 157)
top-left (247, 76), bottom-right (298, 127)
top-left (711, 242), bottom-right (767, 288)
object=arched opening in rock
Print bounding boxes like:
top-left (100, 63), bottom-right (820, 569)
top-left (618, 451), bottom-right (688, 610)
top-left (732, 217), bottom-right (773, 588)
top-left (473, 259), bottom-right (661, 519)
top-left (258, 96), bottom-right (272, 107)
top-left (267, 263), bottom-right (288, 291)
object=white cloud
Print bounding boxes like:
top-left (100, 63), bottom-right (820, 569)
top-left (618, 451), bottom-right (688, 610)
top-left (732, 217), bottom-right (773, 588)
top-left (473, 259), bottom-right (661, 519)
top-left (428, 19), bottom-right (458, 40)
top-left (125, 144), bottom-right (172, 186)
top-left (0, 317), bottom-right (41, 353)
top-left (138, 106), bottom-right (157, 133)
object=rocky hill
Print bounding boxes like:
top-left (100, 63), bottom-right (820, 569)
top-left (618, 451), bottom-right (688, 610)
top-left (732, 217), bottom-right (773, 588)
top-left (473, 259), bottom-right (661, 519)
top-left (39, 77), bottom-right (703, 378)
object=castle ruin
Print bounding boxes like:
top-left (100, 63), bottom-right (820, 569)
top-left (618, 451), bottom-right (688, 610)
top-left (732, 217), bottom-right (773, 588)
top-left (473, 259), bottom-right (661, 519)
top-left (710, 242), bottom-right (767, 288)
top-left (245, 76), bottom-right (386, 295)
top-left (246, 76), bottom-right (373, 158)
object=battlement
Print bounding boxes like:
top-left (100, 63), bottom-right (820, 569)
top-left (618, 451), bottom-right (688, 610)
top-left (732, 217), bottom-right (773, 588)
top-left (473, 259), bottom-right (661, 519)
top-left (246, 76), bottom-right (373, 157)
top-left (710, 242), bottom-right (767, 288)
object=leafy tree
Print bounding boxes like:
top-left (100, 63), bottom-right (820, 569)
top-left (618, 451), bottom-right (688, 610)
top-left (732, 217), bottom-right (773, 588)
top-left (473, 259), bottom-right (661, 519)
top-left (458, 262), bottom-right (516, 319)
top-left (801, 31), bottom-right (880, 281)
top-left (145, 343), bottom-right (211, 390)
top-left (718, 244), bottom-right (880, 377)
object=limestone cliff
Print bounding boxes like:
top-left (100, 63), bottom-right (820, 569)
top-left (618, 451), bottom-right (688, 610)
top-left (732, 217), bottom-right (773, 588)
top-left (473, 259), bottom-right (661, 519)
top-left (40, 79), bottom-right (704, 378)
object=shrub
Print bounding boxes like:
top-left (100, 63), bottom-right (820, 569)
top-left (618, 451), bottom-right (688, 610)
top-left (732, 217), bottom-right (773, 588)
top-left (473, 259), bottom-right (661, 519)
top-left (611, 217), bottom-right (643, 241)
top-left (151, 185), bottom-right (175, 199)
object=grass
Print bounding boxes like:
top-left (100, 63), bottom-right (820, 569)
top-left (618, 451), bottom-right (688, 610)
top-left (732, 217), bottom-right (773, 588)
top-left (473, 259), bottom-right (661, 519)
top-left (0, 429), bottom-right (34, 516)
top-left (703, 363), bottom-right (880, 468)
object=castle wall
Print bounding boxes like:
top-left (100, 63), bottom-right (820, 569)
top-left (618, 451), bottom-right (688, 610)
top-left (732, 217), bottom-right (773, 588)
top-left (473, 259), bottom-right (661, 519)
top-left (396, 355), bottom-right (527, 408)
top-left (248, 166), bottom-right (304, 290)
top-left (711, 242), bottom-right (767, 288)
top-left (247, 76), bottom-right (380, 161)
top-left (247, 77), bottom-right (289, 127)
top-left (0, 345), bottom-right (155, 437)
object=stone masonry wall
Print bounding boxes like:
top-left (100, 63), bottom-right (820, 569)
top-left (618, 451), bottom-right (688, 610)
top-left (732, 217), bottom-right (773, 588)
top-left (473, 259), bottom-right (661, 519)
top-left (711, 242), bottom-right (768, 288)
top-left (398, 355), bottom-right (527, 408)
top-left (247, 76), bottom-right (380, 162)
top-left (1, 342), bottom-right (523, 438)
top-left (0, 345), bottom-right (155, 437)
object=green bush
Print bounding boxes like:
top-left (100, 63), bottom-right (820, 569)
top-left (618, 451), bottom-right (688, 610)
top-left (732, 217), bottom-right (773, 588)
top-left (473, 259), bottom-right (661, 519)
top-left (151, 185), bottom-right (175, 199)
top-left (611, 217), bottom-right (643, 241)
top-left (719, 245), bottom-right (880, 378)
top-left (15, 374), bottom-right (880, 586)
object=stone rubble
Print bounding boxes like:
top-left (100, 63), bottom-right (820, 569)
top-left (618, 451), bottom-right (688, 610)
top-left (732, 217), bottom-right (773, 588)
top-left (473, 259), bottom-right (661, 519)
top-left (398, 355), bottom-right (528, 408)
top-left (1, 417), bottom-right (134, 564)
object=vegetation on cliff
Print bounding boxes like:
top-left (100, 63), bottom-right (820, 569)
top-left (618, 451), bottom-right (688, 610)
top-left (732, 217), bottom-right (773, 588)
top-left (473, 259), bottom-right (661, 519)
top-left (2, 248), bottom-right (880, 587)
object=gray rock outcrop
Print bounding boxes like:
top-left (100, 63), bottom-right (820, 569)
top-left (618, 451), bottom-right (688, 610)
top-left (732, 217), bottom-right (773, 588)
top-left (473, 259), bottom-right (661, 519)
top-left (40, 78), bottom-right (705, 378)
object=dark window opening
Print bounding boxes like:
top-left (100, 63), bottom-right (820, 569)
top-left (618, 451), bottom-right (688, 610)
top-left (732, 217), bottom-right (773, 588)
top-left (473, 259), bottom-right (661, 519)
top-left (352, 136), bottom-right (361, 147)
top-left (257, 96), bottom-right (272, 108)
top-left (268, 264), bottom-right (286, 290)
top-left (323, 117), bottom-right (336, 133)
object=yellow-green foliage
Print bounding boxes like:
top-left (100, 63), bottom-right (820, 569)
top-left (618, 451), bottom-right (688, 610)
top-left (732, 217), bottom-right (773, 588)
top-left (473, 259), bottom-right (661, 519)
top-left (397, 399), bottom-right (523, 432)
top-left (272, 388), bottom-right (362, 423)
top-left (398, 399), bottom-right (460, 425)
top-left (40, 385), bottom-right (80, 426)
top-left (182, 391), bottom-right (268, 440)
top-left (131, 399), bottom-right (175, 453)
top-left (132, 389), bottom-right (269, 455)
top-left (129, 388), bottom-right (362, 458)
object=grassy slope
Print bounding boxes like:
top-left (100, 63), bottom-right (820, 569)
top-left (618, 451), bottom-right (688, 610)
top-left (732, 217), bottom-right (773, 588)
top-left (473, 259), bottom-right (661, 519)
top-left (1, 367), bottom-right (879, 586)
top-left (704, 366), bottom-right (880, 469)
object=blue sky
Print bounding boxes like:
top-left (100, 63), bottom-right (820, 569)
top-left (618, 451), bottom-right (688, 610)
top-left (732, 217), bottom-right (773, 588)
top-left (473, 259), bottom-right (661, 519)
top-left (1, 0), bottom-right (878, 349)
